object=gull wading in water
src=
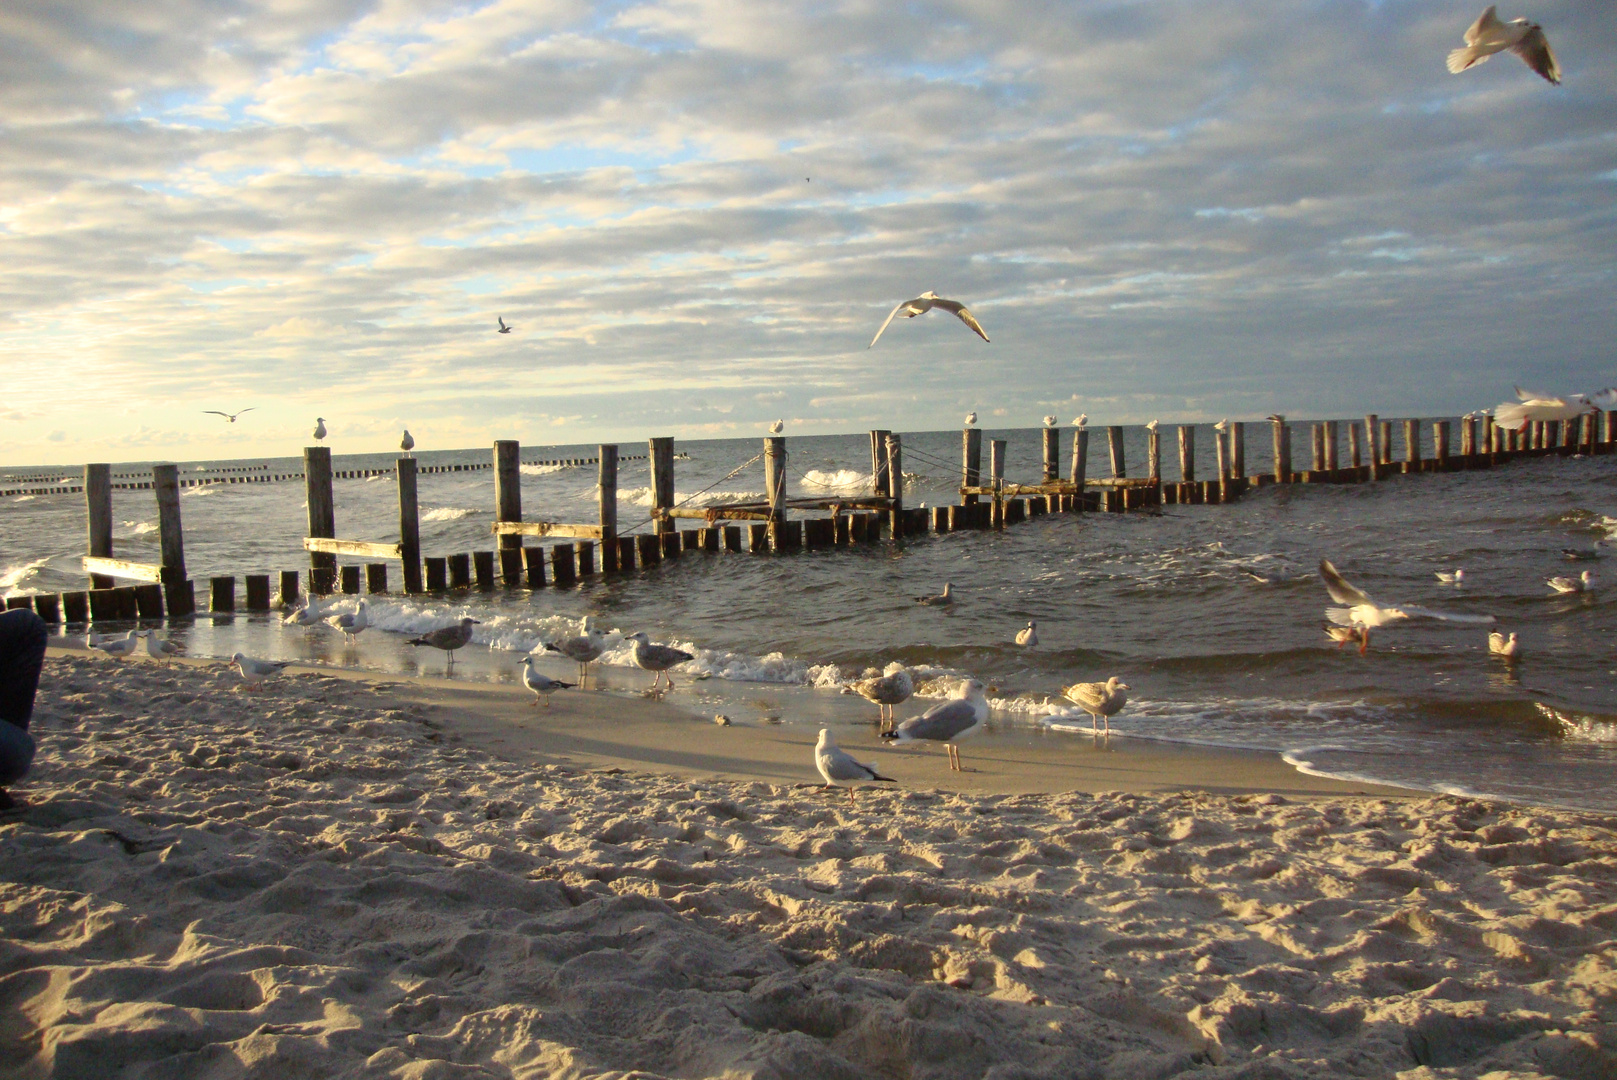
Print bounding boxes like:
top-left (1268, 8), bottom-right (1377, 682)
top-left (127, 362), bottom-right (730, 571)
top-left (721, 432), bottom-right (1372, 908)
top-left (312, 417), bottom-right (327, 441)
top-left (284, 594), bottom-right (324, 629)
top-left (814, 729), bottom-right (896, 802)
top-left (1547, 571), bottom-right (1595, 595)
top-left (627, 631), bottom-right (694, 691)
top-left (915, 583), bottom-right (954, 606)
top-left (1489, 631), bottom-right (1521, 659)
top-left (1015, 620), bottom-right (1039, 647)
top-left (881, 679), bottom-right (988, 772)
top-left (868, 292), bottom-right (990, 349)
top-left (325, 599), bottom-right (369, 643)
top-left (203, 408), bottom-right (255, 423)
top-left (1447, 6), bottom-right (1561, 85)
top-left (407, 617), bottom-right (480, 670)
top-left (544, 619), bottom-right (606, 686)
top-left (846, 668), bottom-right (914, 728)
top-left (1061, 676), bottom-right (1129, 735)
top-left (518, 657), bottom-right (573, 708)
top-left (231, 653), bottom-right (290, 690)
top-left (1319, 559), bottom-right (1495, 655)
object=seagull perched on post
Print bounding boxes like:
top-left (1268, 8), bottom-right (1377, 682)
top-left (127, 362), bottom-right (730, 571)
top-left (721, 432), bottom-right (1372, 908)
top-left (868, 292), bottom-right (989, 348)
top-left (814, 729), bottom-right (895, 802)
top-left (964, 411), bottom-right (978, 427)
top-left (1318, 559), bottom-right (1494, 655)
top-left (400, 430), bottom-right (415, 456)
top-left (1267, 414), bottom-right (1286, 424)
top-left (769, 419), bottom-right (784, 434)
top-left (1073, 414), bottom-right (1088, 429)
top-left (1043, 415), bottom-right (1058, 428)
top-left (1214, 419), bottom-right (1229, 433)
top-left (498, 317), bottom-right (513, 334)
top-left (312, 417), bottom-right (327, 441)
top-left (1145, 419), bottom-right (1159, 433)
top-left (203, 408), bottom-right (255, 423)
top-left (1447, 6), bottom-right (1561, 85)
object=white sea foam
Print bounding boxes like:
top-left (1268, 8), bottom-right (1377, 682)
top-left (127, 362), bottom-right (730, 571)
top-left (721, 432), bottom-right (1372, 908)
top-left (423, 507), bottom-right (480, 522)
top-left (0, 556), bottom-right (49, 592)
top-left (619, 486), bottom-right (768, 509)
top-left (520, 463), bottom-right (569, 477)
top-left (798, 469), bottom-right (871, 495)
top-left (12, 495), bottom-right (34, 502)
top-left (183, 486), bottom-right (217, 497)
top-left (120, 521), bottom-right (158, 536)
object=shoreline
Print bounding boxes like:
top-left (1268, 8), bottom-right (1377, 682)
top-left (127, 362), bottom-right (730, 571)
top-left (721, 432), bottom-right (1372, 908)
top-left (44, 643), bottom-right (1418, 801)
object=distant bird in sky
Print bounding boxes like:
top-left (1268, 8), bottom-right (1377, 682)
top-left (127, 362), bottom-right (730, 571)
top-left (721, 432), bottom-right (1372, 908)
top-left (1146, 419), bottom-right (1159, 433)
top-left (203, 408), bottom-right (255, 423)
top-left (400, 430), bottom-right (415, 456)
top-left (769, 419), bottom-right (784, 434)
top-left (1073, 414), bottom-right (1088, 429)
top-left (1447, 6), bottom-right (1561, 85)
top-left (1015, 620), bottom-right (1038, 647)
top-left (814, 729), bottom-right (895, 802)
top-left (964, 411), bottom-right (978, 427)
top-left (1043, 415), bottom-right (1057, 428)
top-left (312, 417), bottom-right (327, 441)
top-left (498, 317), bottom-right (513, 334)
top-left (869, 292), bottom-right (989, 348)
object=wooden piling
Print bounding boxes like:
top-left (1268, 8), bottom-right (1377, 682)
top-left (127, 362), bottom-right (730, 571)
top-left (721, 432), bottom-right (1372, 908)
top-left (494, 440), bottom-right (523, 586)
top-left (1215, 428), bottom-right (1230, 481)
top-left (473, 550), bottom-right (496, 590)
top-left (1364, 414), bottom-right (1380, 478)
top-left (1348, 423), bottom-right (1362, 468)
top-left (551, 544), bottom-right (577, 585)
top-left (1180, 426), bottom-right (1196, 483)
top-left (1403, 419), bottom-right (1420, 473)
top-left (962, 428), bottom-right (982, 504)
top-left (1310, 424), bottom-right (1325, 472)
top-left (524, 546), bottom-right (548, 588)
top-left (279, 570), bottom-right (300, 609)
top-left (210, 576), bottom-right (235, 612)
top-left (396, 457), bottom-right (422, 594)
top-left (1324, 421), bottom-right (1339, 472)
top-left (1379, 421), bottom-right (1392, 465)
top-left (637, 533), bottom-right (662, 565)
top-left (1043, 428), bottom-right (1060, 482)
top-left (449, 553), bottom-right (471, 589)
top-left (1107, 426), bottom-right (1126, 478)
top-left (701, 527), bottom-right (721, 552)
top-left (154, 464), bottom-right (186, 584)
top-left (1231, 423), bottom-right (1245, 479)
top-left (723, 526), bottom-right (742, 553)
top-left (1434, 421), bottom-right (1450, 469)
top-left (1148, 428), bottom-right (1161, 481)
top-left (763, 435), bottom-right (787, 548)
top-left (340, 565), bottom-right (361, 594)
top-left (305, 447), bottom-right (337, 593)
top-left (425, 557), bottom-right (448, 591)
top-left (870, 430), bottom-right (892, 500)
top-left (660, 532), bottom-right (681, 559)
top-left (85, 463), bottom-right (113, 589)
top-left (62, 591), bottom-right (89, 624)
top-left (1070, 428), bottom-right (1088, 491)
top-left (364, 564), bottom-right (387, 594)
top-left (134, 583), bottom-right (165, 619)
top-left (1460, 417), bottom-right (1475, 457)
top-left (990, 439), bottom-right (1006, 527)
top-left (616, 536), bottom-right (638, 571)
top-left (598, 444), bottom-right (619, 572)
top-left (887, 434), bottom-right (905, 537)
top-left (650, 437), bottom-right (675, 533)
top-left (748, 523), bottom-right (769, 552)
top-left (33, 594), bottom-right (60, 623)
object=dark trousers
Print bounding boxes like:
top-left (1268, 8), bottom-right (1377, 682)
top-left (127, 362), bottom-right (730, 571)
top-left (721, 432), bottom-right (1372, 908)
top-left (0, 608), bottom-right (45, 785)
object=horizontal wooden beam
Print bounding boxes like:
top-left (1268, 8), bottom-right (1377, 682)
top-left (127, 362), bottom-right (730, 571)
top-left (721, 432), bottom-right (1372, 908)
top-left (490, 522), bottom-right (606, 540)
top-left (303, 538), bottom-right (404, 559)
top-left (659, 507), bottom-right (774, 522)
top-left (81, 556), bottom-right (173, 583)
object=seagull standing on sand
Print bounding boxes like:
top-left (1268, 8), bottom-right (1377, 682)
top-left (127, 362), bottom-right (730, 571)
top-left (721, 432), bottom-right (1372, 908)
top-left (627, 631), bottom-right (694, 690)
top-left (518, 656), bottom-right (573, 708)
top-left (1489, 631), bottom-right (1521, 659)
top-left (1447, 6), bottom-right (1561, 85)
top-left (815, 728), bottom-right (896, 802)
top-left (1062, 676), bottom-right (1129, 735)
top-left (1547, 571), bottom-right (1595, 595)
top-left (881, 679), bottom-right (988, 771)
top-left (915, 583), bottom-right (954, 606)
top-left (142, 631), bottom-right (183, 661)
top-left (544, 620), bottom-right (606, 686)
top-left (1319, 559), bottom-right (1495, 655)
top-left (407, 617), bottom-right (480, 670)
top-left (230, 652), bottom-right (290, 690)
top-left (89, 631), bottom-right (139, 658)
top-left (312, 418), bottom-right (327, 442)
top-left (498, 317), bottom-right (513, 334)
top-left (325, 599), bottom-right (369, 643)
top-left (203, 408), bottom-right (255, 423)
top-left (868, 292), bottom-right (990, 348)
top-left (1015, 620), bottom-right (1039, 647)
top-left (847, 668), bottom-right (914, 728)
top-left (400, 430), bottom-right (415, 456)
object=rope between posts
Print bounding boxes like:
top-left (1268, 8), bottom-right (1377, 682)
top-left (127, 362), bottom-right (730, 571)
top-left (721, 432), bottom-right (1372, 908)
top-left (618, 451), bottom-right (765, 537)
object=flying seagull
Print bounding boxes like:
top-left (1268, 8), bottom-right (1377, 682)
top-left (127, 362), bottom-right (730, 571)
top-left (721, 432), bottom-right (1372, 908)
top-left (400, 430), bottom-right (415, 456)
top-left (203, 408), bottom-right (255, 423)
top-left (1493, 388), bottom-right (1594, 432)
top-left (1447, 6), bottom-right (1561, 85)
top-left (1318, 559), bottom-right (1494, 655)
top-left (312, 417), bottom-right (327, 441)
top-left (498, 317), bottom-right (513, 334)
top-left (814, 728), bottom-right (896, 802)
top-left (869, 292), bottom-right (989, 348)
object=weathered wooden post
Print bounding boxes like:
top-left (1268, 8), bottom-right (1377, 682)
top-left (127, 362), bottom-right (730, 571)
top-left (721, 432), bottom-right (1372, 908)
top-left (1364, 414), bottom-right (1380, 478)
top-left (1043, 428), bottom-right (1060, 483)
top-left (494, 441), bottom-right (523, 586)
top-left (278, 570), bottom-right (300, 608)
top-left (1310, 424), bottom-right (1325, 472)
top-left (154, 464), bottom-right (193, 615)
top-left (1231, 423), bottom-right (1245, 479)
top-left (1325, 421), bottom-right (1339, 472)
top-left (398, 457), bottom-right (423, 593)
top-left (1180, 426), bottom-right (1196, 483)
top-left (1108, 426), bottom-right (1126, 478)
top-left (1434, 421), bottom-right (1450, 469)
top-left (887, 434), bottom-right (904, 537)
top-left (1403, 419), bottom-right (1420, 472)
top-left (870, 430), bottom-right (892, 501)
top-left (650, 437), bottom-right (675, 534)
top-left (1271, 420), bottom-right (1287, 482)
top-left (85, 463), bottom-right (113, 589)
top-left (1215, 427), bottom-right (1230, 481)
top-left (1460, 417), bottom-right (1476, 458)
top-left (764, 435), bottom-right (786, 549)
top-left (1070, 427), bottom-right (1089, 507)
top-left (1349, 423), bottom-right (1362, 469)
top-left (1379, 421), bottom-right (1392, 465)
top-left (989, 439), bottom-right (1006, 527)
top-left (1147, 428), bottom-right (1161, 480)
top-left (598, 444), bottom-right (619, 572)
top-left (962, 428), bottom-right (982, 504)
top-left (305, 446), bottom-right (336, 593)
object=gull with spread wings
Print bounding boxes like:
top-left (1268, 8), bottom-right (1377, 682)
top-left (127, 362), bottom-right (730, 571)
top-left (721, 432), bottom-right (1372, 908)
top-left (1447, 6), bottom-right (1561, 86)
top-left (1319, 559), bottom-right (1494, 655)
top-left (203, 408), bottom-right (255, 423)
top-left (1492, 386), bottom-right (1612, 432)
top-left (869, 292), bottom-right (989, 348)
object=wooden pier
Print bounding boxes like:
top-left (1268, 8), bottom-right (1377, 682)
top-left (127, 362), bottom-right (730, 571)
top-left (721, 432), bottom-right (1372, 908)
top-left (5, 412), bottom-right (1615, 629)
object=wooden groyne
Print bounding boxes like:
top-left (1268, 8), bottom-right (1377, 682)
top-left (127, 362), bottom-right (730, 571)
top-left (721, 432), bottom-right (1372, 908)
top-left (5, 412), bottom-right (1614, 628)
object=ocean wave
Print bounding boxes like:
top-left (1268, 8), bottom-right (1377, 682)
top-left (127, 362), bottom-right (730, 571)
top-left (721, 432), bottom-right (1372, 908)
top-left (520, 463), bottom-right (570, 476)
top-left (1535, 703), bottom-right (1617, 742)
top-left (120, 521), bottom-right (158, 536)
top-left (618, 486), bottom-right (768, 509)
top-left (0, 556), bottom-right (50, 592)
top-left (797, 469), bottom-right (871, 495)
top-left (423, 507), bottom-right (481, 522)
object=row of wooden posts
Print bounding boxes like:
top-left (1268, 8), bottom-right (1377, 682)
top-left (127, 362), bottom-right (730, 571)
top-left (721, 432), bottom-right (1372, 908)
top-left (6, 413), bottom-right (1614, 627)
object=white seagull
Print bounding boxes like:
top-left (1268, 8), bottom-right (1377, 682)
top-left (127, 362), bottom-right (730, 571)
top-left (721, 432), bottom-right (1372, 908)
top-left (1436, 569), bottom-right (1465, 585)
top-left (769, 419), bottom-right (784, 434)
top-left (498, 317), bottom-right (513, 334)
top-left (1447, 6), bottom-right (1561, 85)
top-left (141, 631), bottom-right (183, 661)
top-left (203, 408), bottom-right (255, 423)
top-left (880, 679), bottom-right (989, 772)
top-left (1214, 419), bottom-right (1229, 433)
top-left (544, 620), bottom-right (607, 686)
top-left (518, 656), bottom-right (573, 708)
top-left (1073, 414), bottom-right (1088, 429)
top-left (400, 430), bottom-right (415, 456)
top-left (89, 630), bottom-right (140, 659)
top-left (231, 652), bottom-right (290, 689)
top-left (814, 729), bottom-right (896, 802)
top-left (1326, 625), bottom-right (1365, 650)
top-left (627, 631), bottom-right (694, 691)
top-left (283, 594), bottom-right (324, 629)
top-left (964, 411), bottom-right (978, 427)
top-left (1062, 676), bottom-right (1129, 734)
top-left (1488, 631), bottom-right (1521, 659)
top-left (325, 599), bottom-right (369, 643)
top-left (915, 582), bottom-right (954, 606)
top-left (312, 417), bottom-right (327, 441)
top-left (868, 292), bottom-right (989, 348)
top-left (1015, 620), bottom-right (1038, 647)
top-left (1319, 559), bottom-right (1495, 654)
top-left (1493, 387), bottom-right (1594, 432)
top-left (846, 668), bottom-right (914, 727)
top-left (1043, 415), bottom-right (1058, 428)
top-left (1547, 571), bottom-right (1595, 595)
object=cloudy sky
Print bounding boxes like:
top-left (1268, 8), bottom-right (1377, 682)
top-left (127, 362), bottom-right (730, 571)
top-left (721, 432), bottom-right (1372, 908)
top-left (3, 0), bottom-right (1612, 463)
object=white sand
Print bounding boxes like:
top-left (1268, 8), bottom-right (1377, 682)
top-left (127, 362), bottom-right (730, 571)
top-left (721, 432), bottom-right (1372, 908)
top-left (2, 654), bottom-right (1614, 1079)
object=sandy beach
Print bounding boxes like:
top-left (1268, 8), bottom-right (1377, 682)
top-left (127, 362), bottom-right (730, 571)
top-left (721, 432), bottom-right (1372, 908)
top-left (3, 651), bottom-right (1614, 1078)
